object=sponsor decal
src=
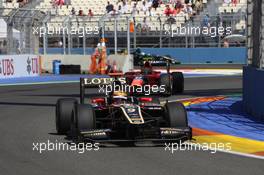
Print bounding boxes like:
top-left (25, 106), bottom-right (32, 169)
top-left (0, 55), bottom-right (39, 78)
top-left (84, 77), bottom-right (126, 85)
top-left (27, 57), bottom-right (31, 74)
top-left (27, 57), bottom-right (39, 75)
top-left (0, 59), bottom-right (14, 76)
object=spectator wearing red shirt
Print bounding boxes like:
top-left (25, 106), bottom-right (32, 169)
top-left (57, 0), bottom-right (64, 8)
top-left (232, 0), bottom-right (238, 6)
top-left (164, 5), bottom-right (172, 17)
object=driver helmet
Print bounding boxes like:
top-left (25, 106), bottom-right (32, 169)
top-left (142, 61), bottom-right (152, 74)
top-left (112, 91), bottom-right (128, 104)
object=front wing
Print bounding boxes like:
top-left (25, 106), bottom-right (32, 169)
top-left (75, 127), bottom-right (192, 144)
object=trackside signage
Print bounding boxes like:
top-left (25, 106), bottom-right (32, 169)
top-left (0, 55), bottom-right (40, 78)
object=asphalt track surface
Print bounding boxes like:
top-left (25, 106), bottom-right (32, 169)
top-left (0, 76), bottom-right (263, 175)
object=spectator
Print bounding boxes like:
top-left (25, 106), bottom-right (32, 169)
top-left (164, 4), bottom-right (172, 17)
top-left (147, 0), bottom-right (152, 8)
top-left (174, 0), bottom-right (183, 14)
top-left (152, 0), bottom-right (159, 10)
top-left (121, 1), bottom-right (128, 14)
top-left (148, 6), bottom-right (154, 16)
top-left (202, 14), bottom-right (210, 28)
top-left (131, 3), bottom-right (139, 16)
top-left (54, 0), bottom-right (64, 8)
top-left (232, 0), bottom-right (238, 6)
top-left (78, 9), bottom-right (83, 16)
top-left (194, 0), bottom-right (203, 13)
top-left (88, 9), bottom-right (94, 17)
top-left (131, 3), bottom-right (139, 23)
top-left (142, 1), bottom-right (148, 15)
top-left (106, 1), bottom-right (114, 13)
top-left (184, 3), bottom-right (193, 17)
top-left (142, 17), bottom-right (149, 32)
top-left (117, 5), bottom-right (123, 14)
top-left (71, 7), bottom-right (76, 15)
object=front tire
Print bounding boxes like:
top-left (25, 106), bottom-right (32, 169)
top-left (165, 102), bottom-right (188, 127)
top-left (56, 98), bottom-right (77, 134)
top-left (74, 104), bottom-right (96, 132)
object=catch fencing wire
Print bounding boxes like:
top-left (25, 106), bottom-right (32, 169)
top-left (249, 0), bottom-right (263, 68)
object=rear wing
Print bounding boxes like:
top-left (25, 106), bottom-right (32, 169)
top-left (80, 77), bottom-right (126, 104)
top-left (141, 56), bottom-right (172, 74)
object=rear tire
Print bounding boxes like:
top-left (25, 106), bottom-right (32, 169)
top-left (56, 98), bottom-right (77, 134)
top-left (160, 74), bottom-right (172, 96)
top-left (172, 72), bottom-right (184, 94)
top-left (165, 102), bottom-right (188, 127)
top-left (74, 104), bottom-right (96, 132)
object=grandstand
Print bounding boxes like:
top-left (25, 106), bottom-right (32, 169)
top-left (0, 0), bottom-right (247, 54)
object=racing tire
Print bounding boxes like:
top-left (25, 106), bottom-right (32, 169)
top-left (56, 98), bottom-right (78, 134)
top-left (74, 104), bottom-right (96, 132)
top-left (165, 102), bottom-right (188, 127)
top-left (160, 74), bottom-right (172, 96)
top-left (171, 72), bottom-right (184, 94)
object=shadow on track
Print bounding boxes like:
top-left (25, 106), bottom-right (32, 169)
top-left (0, 101), bottom-right (55, 107)
top-left (48, 133), bottom-right (176, 148)
top-left (24, 93), bottom-right (103, 98)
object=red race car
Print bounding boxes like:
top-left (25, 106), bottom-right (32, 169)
top-left (124, 61), bottom-right (184, 96)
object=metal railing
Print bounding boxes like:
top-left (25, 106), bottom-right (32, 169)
top-left (246, 0), bottom-right (264, 68)
top-left (0, 7), bottom-right (47, 54)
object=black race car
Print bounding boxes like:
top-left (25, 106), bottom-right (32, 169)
top-left (133, 48), bottom-right (181, 66)
top-left (55, 78), bottom-right (192, 144)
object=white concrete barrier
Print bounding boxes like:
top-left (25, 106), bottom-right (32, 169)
top-left (40, 54), bottom-right (134, 74)
top-left (0, 55), bottom-right (40, 78)
top-left (40, 55), bottom-right (91, 73)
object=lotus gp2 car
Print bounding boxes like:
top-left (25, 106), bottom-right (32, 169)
top-left (55, 78), bottom-right (192, 144)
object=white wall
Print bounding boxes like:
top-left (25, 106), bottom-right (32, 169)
top-left (40, 54), bottom-right (91, 73)
top-left (0, 55), bottom-right (40, 78)
top-left (40, 54), bottom-right (134, 73)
